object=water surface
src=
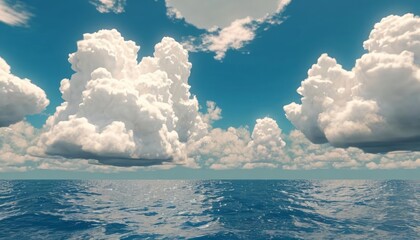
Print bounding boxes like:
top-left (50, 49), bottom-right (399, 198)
top-left (0, 180), bottom-right (418, 239)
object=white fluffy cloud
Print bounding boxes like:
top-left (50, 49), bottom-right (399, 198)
top-left (166, 0), bottom-right (291, 60)
top-left (0, 0), bottom-right (31, 26)
top-left (284, 13), bottom-right (420, 153)
top-left (32, 29), bottom-right (209, 167)
top-left (201, 101), bottom-right (222, 125)
top-left (90, 0), bottom-right (126, 13)
top-left (198, 17), bottom-right (256, 60)
top-left (3, 122), bottom-right (418, 172)
top-left (279, 130), bottom-right (419, 170)
top-left (166, 0), bottom-right (287, 29)
top-left (0, 121), bottom-right (140, 172)
top-left (0, 57), bottom-right (49, 127)
top-left (189, 117), bottom-right (287, 169)
top-left (250, 117), bottom-right (286, 161)
top-left (283, 130), bottom-right (376, 170)
top-left (366, 152), bottom-right (420, 169)
top-left (0, 121), bottom-right (37, 172)
top-left (189, 118), bottom-right (419, 170)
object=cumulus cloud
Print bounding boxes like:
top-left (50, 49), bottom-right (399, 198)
top-left (0, 0), bottom-right (31, 26)
top-left (366, 152), bottom-right (420, 169)
top-left (189, 117), bottom-right (418, 171)
top-left (2, 122), bottom-right (417, 172)
top-left (249, 117), bottom-right (286, 161)
top-left (166, 0), bottom-right (291, 60)
top-left (0, 121), bottom-right (139, 172)
top-left (201, 101), bottom-right (222, 124)
top-left (90, 0), bottom-right (126, 14)
top-left (189, 126), bottom-right (252, 169)
top-left (32, 29), bottom-right (209, 167)
top-left (0, 57), bottom-right (49, 127)
top-left (198, 17), bottom-right (257, 60)
top-left (188, 117), bottom-right (287, 169)
top-left (277, 130), bottom-right (419, 170)
top-left (35, 157), bottom-right (143, 173)
top-left (284, 13), bottom-right (420, 153)
top-left (283, 130), bottom-right (376, 170)
top-left (0, 121), bottom-right (37, 172)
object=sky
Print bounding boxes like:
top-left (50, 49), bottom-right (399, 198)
top-left (0, 0), bottom-right (419, 179)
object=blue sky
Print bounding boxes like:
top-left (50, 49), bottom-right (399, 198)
top-left (0, 0), bottom-right (419, 179)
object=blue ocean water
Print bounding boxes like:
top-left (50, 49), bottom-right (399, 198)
top-left (0, 180), bottom-right (418, 239)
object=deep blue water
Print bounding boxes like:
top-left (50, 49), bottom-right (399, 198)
top-left (0, 180), bottom-right (418, 239)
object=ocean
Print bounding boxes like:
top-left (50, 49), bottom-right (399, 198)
top-left (0, 180), bottom-right (418, 239)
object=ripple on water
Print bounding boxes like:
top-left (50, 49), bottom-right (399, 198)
top-left (0, 180), bottom-right (418, 239)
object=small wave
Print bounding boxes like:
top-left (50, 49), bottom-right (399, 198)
top-left (0, 180), bottom-right (418, 239)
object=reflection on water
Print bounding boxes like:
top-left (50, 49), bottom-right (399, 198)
top-left (62, 181), bottom-right (222, 239)
top-left (0, 180), bottom-right (418, 239)
top-left (282, 180), bottom-right (419, 239)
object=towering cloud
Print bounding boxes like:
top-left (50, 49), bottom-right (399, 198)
top-left (34, 29), bottom-right (208, 167)
top-left (0, 57), bottom-right (49, 127)
top-left (249, 117), bottom-right (286, 161)
top-left (284, 14), bottom-right (420, 153)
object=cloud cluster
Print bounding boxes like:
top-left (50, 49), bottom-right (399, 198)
top-left (0, 121), bottom-right (37, 172)
top-left (366, 152), bottom-right (420, 170)
top-left (32, 29), bottom-right (208, 167)
top-left (188, 121), bottom-right (419, 170)
top-left (0, 57), bottom-right (49, 127)
top-left (284, 130), bottom-right (420, 170)
top-left (284, 130), bottom-right (376, 170)
top-left (189, 117), bottom-right (287, 169)
top-left (90, 0), bottom-right (126, 14)
top-left (284, 14), bottom-right (420, 153)
top-left (166, 0), bottom-right (291, 60)
top-left (0, 121), bottom-right (140, 173)
top-left (2, 13), bottom-right (419, 172)
top-left (3, 122), bottom-right (417, 172)
top-left (0, 0), bottom-right (31, 26)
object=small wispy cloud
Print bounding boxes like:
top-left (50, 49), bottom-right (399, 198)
top-left (0, 0), bottom-right (31, 26)
top-left (166, 0), bottom-right (291, 60)
top-left (183, 17), bottom-right (257, 61)
top-left (90, 0), bottom-right (126, 14)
